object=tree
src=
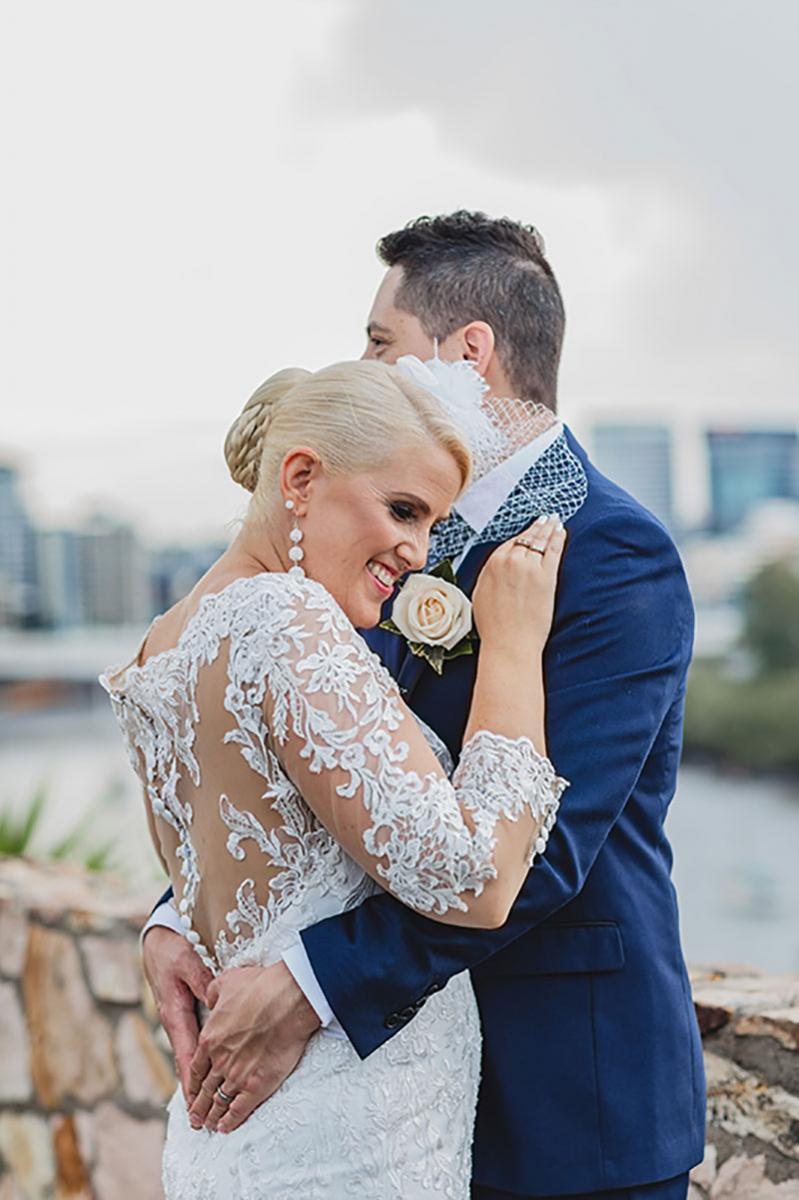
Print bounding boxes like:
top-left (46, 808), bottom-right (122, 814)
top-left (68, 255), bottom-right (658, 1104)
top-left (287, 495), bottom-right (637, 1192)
top-left (741, 560), bottom-right (799, 675)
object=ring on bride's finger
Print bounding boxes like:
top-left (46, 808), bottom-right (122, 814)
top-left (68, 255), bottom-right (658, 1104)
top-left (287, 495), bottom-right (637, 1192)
top-left (215, 1086), bottom-right (236, 1106)
top-left (513, 539), bottom-right (545, 555)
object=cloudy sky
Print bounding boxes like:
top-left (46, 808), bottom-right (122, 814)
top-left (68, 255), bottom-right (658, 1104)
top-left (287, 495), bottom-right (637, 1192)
top-left (2, 0), bottom-right (796, 541)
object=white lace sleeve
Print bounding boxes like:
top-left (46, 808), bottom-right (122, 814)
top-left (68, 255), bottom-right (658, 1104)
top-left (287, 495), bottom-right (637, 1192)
top-left (265, 577), bottom-right (568, 923)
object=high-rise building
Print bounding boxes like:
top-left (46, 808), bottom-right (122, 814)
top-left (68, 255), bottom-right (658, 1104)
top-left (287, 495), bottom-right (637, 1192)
top-left (37, 529), bottom-right (84, 627)
top-left (0, 463), bottom-right (39, 626)
top-left (150, 542), bottom-right (227, 613)
top-left (75, 515), bottom-right (151, 625)
top-left (707, 430), bottom-right (799, 532)
top-left (591, 424), bottom-right (674, 529)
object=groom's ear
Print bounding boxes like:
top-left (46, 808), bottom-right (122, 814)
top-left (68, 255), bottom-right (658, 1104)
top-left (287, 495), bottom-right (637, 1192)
top-left (459, 321), bottom-right (495, 377)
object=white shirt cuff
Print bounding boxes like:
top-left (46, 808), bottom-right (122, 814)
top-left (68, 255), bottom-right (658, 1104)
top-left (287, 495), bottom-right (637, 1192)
top-left (142, 904), bottom-right (347, 1042)
top-left (141, 899), bottom-right (184, 944)
top-left (282, 941), bottom-right (348, 1041)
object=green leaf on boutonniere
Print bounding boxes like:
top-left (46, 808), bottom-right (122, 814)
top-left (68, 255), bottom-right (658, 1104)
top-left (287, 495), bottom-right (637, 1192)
top-left (427, 558), bottom-right (458, 585)
top-left (378, 616), bottom-right (404, 636)
top-left (444, 636), bottom-right (478, 663)
top-left (407, 640), bottom-right (447, 675)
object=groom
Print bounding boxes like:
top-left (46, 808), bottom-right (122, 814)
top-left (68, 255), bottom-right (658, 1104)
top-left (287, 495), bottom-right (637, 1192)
top-left (144, 211), bottom-right (705, 1199)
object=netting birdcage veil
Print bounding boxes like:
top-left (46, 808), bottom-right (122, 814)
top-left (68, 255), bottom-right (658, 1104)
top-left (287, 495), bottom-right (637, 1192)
top-left (395, 354), bottom-right (588, 567)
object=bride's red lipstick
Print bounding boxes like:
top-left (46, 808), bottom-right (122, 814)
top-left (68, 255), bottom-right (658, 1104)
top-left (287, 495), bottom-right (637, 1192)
top-left (366, 559), bottom-right (397, 598)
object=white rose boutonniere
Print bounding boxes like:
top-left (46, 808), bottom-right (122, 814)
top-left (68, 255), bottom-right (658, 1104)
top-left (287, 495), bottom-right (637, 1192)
top-left (380, 560), bottom-right (477, 675)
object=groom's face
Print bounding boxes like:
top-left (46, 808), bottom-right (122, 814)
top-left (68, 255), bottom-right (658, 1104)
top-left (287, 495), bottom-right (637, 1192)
top-left (362, 267), bottom-right (436, 364)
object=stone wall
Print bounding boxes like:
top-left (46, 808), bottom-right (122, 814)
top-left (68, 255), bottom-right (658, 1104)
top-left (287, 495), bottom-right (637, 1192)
top-left (0, 858), bottom-right (173, 1200)
top-left (691, 966), bottom-right (799, 1198)
top-left (1, 859), bottom-right (798, 1199)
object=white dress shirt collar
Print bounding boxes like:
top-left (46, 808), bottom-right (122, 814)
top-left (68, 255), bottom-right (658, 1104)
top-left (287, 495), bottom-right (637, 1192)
top-left (453, 422), bottom-right (563, 536)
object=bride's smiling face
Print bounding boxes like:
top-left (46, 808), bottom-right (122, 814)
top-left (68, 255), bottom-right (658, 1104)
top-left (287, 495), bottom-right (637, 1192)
top-left (283, 442), bottom-right (462, 629)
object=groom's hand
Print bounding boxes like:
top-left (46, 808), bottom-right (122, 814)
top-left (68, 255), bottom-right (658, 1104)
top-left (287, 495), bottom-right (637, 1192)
top-left (142, 926), bottom-right (213, 1102)
top-left (186, 961), bottom-right (321, 1133)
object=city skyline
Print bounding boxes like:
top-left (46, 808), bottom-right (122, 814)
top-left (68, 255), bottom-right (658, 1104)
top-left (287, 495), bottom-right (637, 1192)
top-left (1, 460), bottom-right (227, 629)
top-left (4, 412), bottom-right (799, 633)
top-left (5, 409), bottom-right (799, 548)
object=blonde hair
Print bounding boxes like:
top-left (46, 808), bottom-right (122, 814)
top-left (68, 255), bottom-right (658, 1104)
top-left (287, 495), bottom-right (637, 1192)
top-left (224, 361), bottom-right (472, 515)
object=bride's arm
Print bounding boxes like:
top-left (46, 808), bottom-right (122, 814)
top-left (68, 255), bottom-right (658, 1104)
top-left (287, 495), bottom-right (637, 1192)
top-left (269, 517), bottom-right (567, 930)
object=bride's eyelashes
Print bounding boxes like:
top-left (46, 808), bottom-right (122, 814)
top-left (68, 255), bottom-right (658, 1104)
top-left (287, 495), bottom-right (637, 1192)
top-left (388, 499), bottom-right (446, 537)
top-left (389, 500), bottom-right (417, 523)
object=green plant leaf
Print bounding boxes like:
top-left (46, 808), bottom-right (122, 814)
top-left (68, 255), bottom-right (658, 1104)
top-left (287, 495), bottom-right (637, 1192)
top-left (49, 801), bottom-right (99, 860)
top-left (446, 637), bottom-right (478, 663)
top-left (0, 783), bottom-right (48, 856)
top-left (426, 646), bottom-right (446, 675)
top-left (428, 559), bottom-right (458, 585)
top-left (83, 840), bottom-right (117, 873)
top-left (406, 641), bottom-right (447, 674)
top-left (0, 784), bottom-right (123, 875)
top-left (49, 826), bottom-right (87, 861)
top-left (18, 782), bottom-right (47, 853)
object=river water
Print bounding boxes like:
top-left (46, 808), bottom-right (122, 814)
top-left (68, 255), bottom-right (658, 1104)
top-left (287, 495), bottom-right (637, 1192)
top-left (1, 707), bottom-right (798, 972)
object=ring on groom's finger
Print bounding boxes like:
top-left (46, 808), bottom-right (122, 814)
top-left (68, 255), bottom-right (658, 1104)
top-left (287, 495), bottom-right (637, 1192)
top-left (215, 1086), bottom-right (236, 1106)
top-left (513, 539), bottom-right (545, 555)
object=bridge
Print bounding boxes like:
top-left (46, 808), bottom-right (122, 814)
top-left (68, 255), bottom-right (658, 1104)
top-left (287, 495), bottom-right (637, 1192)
top-left (0, 628), bottom-right (143, 684)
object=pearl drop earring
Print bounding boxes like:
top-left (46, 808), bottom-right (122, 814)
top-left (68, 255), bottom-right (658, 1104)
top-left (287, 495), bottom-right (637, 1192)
top-left (285, 498), bottom-right (305, 577)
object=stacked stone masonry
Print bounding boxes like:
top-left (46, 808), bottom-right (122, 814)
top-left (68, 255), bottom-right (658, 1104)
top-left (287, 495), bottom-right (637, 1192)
top-left (0, 859), bottom-right (172, 1200)
top-left (690, 965), bottom-right (799, 1199)
top-left (1, 859), bottom-right (798, 1199)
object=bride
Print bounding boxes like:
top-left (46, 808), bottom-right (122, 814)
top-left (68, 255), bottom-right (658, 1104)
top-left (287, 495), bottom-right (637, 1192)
top-left (102, 359), bottom-right (567, 1199)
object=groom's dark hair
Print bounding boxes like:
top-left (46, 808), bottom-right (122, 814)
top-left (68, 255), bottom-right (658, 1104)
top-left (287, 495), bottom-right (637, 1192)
top-left (378, 211), bottom-right (565, 412)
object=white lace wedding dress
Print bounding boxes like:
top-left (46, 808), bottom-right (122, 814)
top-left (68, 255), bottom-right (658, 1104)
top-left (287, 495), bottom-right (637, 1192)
top-left (101, 571), bottom-right (565, 1199)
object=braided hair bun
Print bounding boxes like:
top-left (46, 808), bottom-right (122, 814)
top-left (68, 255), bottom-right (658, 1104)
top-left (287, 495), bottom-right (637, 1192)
top-left (224, 368), bottom-right (311, 493)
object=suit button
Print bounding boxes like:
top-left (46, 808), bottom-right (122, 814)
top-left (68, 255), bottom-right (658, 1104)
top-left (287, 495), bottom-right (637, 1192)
top-left (399, 1005), bottom-right (416, 1021)
top-left (384, 1013), bottom-right (401, 1030)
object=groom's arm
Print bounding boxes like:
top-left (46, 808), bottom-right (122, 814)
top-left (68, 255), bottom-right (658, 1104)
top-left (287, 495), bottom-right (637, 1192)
top-left (301, 508), bottom-right (694, 1056)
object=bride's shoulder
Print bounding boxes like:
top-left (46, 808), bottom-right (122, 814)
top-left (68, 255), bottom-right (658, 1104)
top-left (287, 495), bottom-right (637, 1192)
top-left (240, 572), bottom-right (399, 692)
top-left (239, 571), bottom-right (355, 634)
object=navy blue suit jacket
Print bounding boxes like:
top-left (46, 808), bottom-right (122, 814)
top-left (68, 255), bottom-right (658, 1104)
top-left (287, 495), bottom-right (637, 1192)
top-left (300, 430), bottom-right (706, 1196)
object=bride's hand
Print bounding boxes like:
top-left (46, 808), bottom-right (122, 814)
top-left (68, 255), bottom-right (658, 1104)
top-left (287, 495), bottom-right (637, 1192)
top-left (471, 515), bottom-right (566, 654)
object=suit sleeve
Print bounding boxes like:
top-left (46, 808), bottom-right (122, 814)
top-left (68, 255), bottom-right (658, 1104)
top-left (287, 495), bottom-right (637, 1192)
top-left (300, 507), bottom-right (695, 1057)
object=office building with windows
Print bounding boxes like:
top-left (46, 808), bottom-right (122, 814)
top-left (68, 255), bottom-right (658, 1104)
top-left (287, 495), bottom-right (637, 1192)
top-left (591, 424), bottom-right (674, 530)
top-left (707, 430), bottom-right (799, 532)
top-left (0, 463), bottom-right (39, 626)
